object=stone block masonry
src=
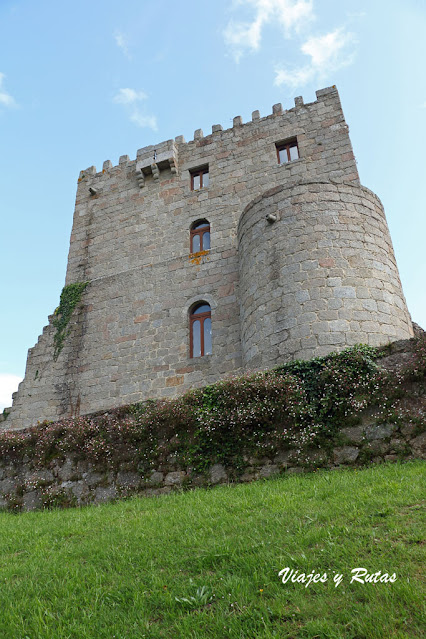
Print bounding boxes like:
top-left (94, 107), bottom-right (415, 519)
top-left (238, 181), bottom-right (412, 368)
top-left (4, 86), bottom-right (413, 429)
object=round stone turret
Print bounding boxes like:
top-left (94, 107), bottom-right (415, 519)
top-left (238, 180), bottom-right (413, 368)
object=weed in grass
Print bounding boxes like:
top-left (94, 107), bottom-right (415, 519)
top-left (175, 584), bottom-right (214, 609)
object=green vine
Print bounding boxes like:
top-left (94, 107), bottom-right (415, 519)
top-left (52, 282), bottom-right (89, 360)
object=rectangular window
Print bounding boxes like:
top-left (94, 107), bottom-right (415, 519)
top-left (190, 166), bottom-right (209, 190)
top-left (276, 139), bottom-right (299, 164)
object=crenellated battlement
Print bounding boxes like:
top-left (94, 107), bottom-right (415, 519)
top-left (78, 87), bottom-right (338, 185)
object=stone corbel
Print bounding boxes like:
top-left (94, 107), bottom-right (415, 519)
top-left (169, 156), bottom-right (177, 175)
top-left (136, 170), bottom-right (145, 188)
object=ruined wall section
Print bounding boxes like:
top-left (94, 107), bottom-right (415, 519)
top-left (3, 300), bottom-right (89, 430)
top-left (5, 87), bottom-right (362, 429)
top-left (238, 182), bottom-right (414, 367)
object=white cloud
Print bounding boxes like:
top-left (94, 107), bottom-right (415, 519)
top-left (301, 28), bottom-right (354, 67)
top-left (274, 27), bottom-right (356, 89)
top-left (224, 0), bottom-right (314, 61)
top-left (113, 88), bottom-right (157, 130)
top-left (130, 112), bottom-right (158, 130)
top-left (114, 31), bottom-right (131, 59)
top-left (274, 65), bottom-right (314, 88)
top-left (0, 72), bottom-right (17, 108)
top-left (113, 88), bottom-right (148, 105)
top-left (223, 2), bottom-right (357, 90)
top-left (0, 374), bottom-right (22, 411)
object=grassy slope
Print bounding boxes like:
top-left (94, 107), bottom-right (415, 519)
top-left (0, 462), bottom-right (424, 639)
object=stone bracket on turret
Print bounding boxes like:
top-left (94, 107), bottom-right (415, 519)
top-left (135, 139), bottom-right (178, 187)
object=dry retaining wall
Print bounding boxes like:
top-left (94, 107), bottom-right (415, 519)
top-left (0, 416), bottom-right (424, 513)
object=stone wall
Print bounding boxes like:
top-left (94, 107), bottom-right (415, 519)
top-left (0, 410), bottom-right (424, 513)
top-left (4, 86), bottom-right (413, 430)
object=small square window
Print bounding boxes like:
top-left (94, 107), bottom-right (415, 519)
top-left (190, 166), bottom-right (209, 190)
top-left (276, 139), bottom-right (299, 164)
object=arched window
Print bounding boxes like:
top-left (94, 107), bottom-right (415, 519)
top-left (190, 220), bottom-right (210, 253)
top-left (190, 303), bottom-right (212, 358)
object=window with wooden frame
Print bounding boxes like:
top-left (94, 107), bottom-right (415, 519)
top-left (189, 303), bottom-right (212, 358)
top-left (190, 166), bottom-right (209, 190)
top-left (190, 220), bottom-right (211, 253)
top-left (276, 138), bottom-right (299, 164)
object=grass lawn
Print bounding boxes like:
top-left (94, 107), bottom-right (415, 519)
top-left (0, 461), bottom-right (424, 639)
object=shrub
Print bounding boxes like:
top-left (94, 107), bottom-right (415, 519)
top-left (0, 339), bottom-right (424, 475)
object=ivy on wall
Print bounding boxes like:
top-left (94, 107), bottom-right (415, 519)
top-left (52, 282), bottom-right (89, 360)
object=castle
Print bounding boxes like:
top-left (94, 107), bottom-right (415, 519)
top-left (4, 86), bottom-right (414, 430)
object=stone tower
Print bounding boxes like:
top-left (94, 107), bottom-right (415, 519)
top-left (4, 86), bottom-right (413, 430)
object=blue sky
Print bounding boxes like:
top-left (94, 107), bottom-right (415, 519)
top-left (1, 0), bottom-right (425, 410)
